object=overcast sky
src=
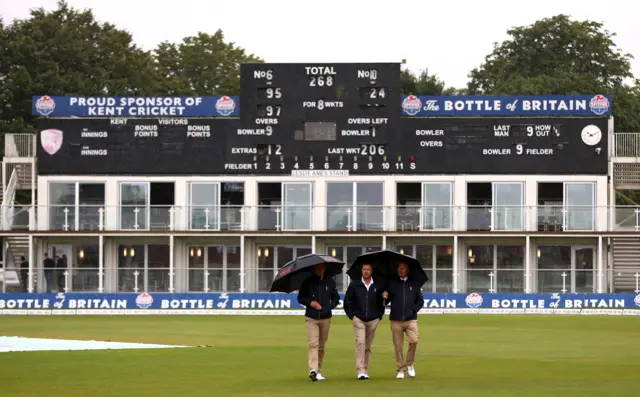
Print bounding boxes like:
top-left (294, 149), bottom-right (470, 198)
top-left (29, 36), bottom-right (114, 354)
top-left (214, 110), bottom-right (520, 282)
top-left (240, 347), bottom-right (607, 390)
top-left (2, 0), bottom-right (638, 89)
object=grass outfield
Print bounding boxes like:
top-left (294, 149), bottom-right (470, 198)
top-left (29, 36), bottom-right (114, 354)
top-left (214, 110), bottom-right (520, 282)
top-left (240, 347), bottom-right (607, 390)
top-left (0, 315), bottom-right (639, 397)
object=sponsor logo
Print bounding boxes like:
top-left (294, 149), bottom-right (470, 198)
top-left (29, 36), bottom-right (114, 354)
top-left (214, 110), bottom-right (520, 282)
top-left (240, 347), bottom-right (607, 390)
top-left (35, 95), bottom-right (56, 116)
top-left (634, 294), bottom-right (640, 308)
top-left (401, 95), bottom-right (422, 116)
top-left (279, 268), bottom-right (292, 276)
top-left (589, 94), bottom-right (610, 115)
top-left (465, 293), bottom-right (483, 308)
top-left (215, 96), bottom-right (236, 116)
top-left (135, 293), bottom-right (153, 309)
top-left (40, 129), bottom-right (63, 155)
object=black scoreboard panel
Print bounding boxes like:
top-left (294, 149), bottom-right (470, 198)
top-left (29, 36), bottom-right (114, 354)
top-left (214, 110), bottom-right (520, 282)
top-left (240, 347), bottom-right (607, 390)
top-left (238, 63), bottom-right (401, 144)
top-left (37, 116), bottom-right (608, 175)
top-left (401, 117), bottom-right (608, 174)
top-left (37, 118), bottom-right (230, 175)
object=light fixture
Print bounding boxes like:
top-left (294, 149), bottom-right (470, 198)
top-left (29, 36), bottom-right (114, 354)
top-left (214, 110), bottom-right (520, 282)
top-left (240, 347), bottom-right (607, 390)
top-left (264, 248), bottom-right (270, 257)
top-left (123, 247), bottom-right (128, 257)
top-left (258, 248), bottom-right (262, 257)
top-left (331, 248), bottom-right (336, 257)
top-left (447, 246), bottom-right (453, 255)
top-left (468, 248), bottom-right (473, 258)
top-left (129, 248), bottom-right (135, 257)
top-left (190, 248), bottom-right (194, 257)
top-left (399, 248), bottom-right (404, 254)
top-left (537, 248), bottom-right (541, 258)
top-left (197, 248), bottom-right (202, 257)
top-left (79, 249), bottom-right (85, 259)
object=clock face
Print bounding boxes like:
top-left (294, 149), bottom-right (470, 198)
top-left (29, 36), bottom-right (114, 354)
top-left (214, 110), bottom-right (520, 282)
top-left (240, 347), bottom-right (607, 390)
top-left (581, 125), bottom-right (602, 146)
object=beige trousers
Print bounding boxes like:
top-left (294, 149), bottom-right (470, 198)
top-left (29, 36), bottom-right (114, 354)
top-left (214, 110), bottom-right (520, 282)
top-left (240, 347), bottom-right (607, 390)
top-left (353, 317), bottom-right (380, 374)
top-left (391, 320), bottom-right (419, 372)
top-left (305, 317), bottom-right (331, 372)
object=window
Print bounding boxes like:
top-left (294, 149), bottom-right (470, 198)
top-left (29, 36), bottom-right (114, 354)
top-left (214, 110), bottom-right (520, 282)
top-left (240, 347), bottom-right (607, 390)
top-left (190, 183), bottom-right (220, 230)
top-left (326, 182), bottom-right (384, 231)
top-left (537, 245), bottom-right (595, 293)
top-left (466, 245), bottom-right (524, 292)
top-left (119, 183), bottom-right (148, 229)
top-left (117, 244), bottom-right (170, 292)
top-left (48, 182), bottom-right (105, 230)
top-left (422, 183), bottom-right (453, 230)
top-left (564, 183), bottom-right (595, 231)
top-left (187, 246), bottom-right (241, 292)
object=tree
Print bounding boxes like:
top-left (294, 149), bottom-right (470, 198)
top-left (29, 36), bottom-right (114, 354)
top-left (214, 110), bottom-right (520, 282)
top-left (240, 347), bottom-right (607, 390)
top-left (0, 0), bottom-right (161, 137)
top-left (401, 68), bottom-right (462, 96)
top-left (154, 30), bottom-right (263, 96)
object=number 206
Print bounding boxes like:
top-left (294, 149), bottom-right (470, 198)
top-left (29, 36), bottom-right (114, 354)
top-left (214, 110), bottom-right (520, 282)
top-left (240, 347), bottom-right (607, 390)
top-left (360, 144), bottom-right (385, 155)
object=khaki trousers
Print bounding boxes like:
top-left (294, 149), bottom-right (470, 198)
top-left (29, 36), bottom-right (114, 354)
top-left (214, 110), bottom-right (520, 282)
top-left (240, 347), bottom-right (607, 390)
top-left (353, 317), bottom-right (380, 374)
top-left (305, 317), bottom-right (331, 372)
top-left (391, 320), bottom-right (419, 372)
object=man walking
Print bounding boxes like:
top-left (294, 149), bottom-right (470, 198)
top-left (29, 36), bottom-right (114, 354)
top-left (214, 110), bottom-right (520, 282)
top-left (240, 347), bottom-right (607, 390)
top-left (297, 263), bottom-right (340, 382)
top-left (382, 262), bottom-right (424, 379)
top-left (344, 263), bottom-right (385, 380)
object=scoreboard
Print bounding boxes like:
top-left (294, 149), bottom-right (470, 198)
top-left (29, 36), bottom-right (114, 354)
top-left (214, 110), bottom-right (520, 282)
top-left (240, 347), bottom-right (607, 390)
top-left (34, 62), bottom-right (610, 176)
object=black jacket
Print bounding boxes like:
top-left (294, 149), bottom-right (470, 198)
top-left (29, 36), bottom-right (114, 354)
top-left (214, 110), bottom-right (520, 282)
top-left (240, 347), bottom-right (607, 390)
top-left (297, 274), bottom-right (340, 320)
top-left (385, 277), bottom-right (424, 321)
top-left (344, 278), bottom-right (385, 322)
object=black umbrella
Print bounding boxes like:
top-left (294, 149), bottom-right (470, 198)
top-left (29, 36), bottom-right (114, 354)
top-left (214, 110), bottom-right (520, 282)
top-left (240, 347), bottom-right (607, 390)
top-left (270, 253), bottom-right (345, 293)
top-left (346, 249), bottom-right (428, 287)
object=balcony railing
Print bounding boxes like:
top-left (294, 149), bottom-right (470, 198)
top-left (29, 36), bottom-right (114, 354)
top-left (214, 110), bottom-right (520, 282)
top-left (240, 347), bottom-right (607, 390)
top-left (613, 133), bottom-right (640, 157)
top-left (4, 134), bottom-right (36, 158)
top-left (2, 204), bottom-right (639, 232)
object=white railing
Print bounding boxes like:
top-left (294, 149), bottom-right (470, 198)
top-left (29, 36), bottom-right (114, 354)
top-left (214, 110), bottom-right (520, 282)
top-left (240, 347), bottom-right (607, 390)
top-left (1, 168), bottom-right (18, 230)
top-left (4, 134), bottom-right (36, 158)
top-left (9, 204), bottom-right (639, 232)
top-left (613, 133), bottom-right (640, 157)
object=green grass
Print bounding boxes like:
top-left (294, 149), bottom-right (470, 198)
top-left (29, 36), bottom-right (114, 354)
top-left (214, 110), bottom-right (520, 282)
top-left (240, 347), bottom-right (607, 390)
top-left (1, 315), bottom-right (639, 397)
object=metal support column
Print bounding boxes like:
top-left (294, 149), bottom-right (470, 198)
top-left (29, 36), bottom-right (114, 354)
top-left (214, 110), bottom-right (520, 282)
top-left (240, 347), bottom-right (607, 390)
top-left (169, 235), bottom-right (175, 293)
top-left (311, 235), bottom-right (316, 253)
top-left (452, 235), bottom-right (458, 293)
top-left (524, 235), bottom-right (531, 293)
top-left (98, 235), bottom-right (104, 292)
top-left (597, 235), bottom-right (604, 293)
top-left (239, 235), bottom-right (245, 293)
top-left (382, 235), bottom-right (387, 249)
top-left (28, 235), bottom-right (34, 293)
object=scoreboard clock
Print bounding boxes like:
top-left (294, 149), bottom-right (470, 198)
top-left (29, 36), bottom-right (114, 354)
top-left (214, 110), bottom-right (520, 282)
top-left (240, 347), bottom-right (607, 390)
top-left (35, 62), bottom-right (609, 176)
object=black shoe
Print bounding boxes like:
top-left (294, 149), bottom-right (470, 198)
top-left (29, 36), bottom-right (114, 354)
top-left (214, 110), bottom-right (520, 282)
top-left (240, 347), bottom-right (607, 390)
top-left (309, 370), bottom-right (317, 381)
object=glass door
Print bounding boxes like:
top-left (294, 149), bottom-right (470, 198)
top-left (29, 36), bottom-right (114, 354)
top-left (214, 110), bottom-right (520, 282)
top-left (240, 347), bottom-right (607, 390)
top-left (492, 183), bottom-right (524, 230)
top-left (564, 183), bottom-right (595, 231)
top-left (119, 183), bottom-right (149, 229)
top-left (422, 183), bottom-right (452, 229)
top-left (573, 246), bottom-right (596, 293)
top-left (282, 182), bottom-right (312, 230)
top-left (189, 183), bottom-right (220, 230)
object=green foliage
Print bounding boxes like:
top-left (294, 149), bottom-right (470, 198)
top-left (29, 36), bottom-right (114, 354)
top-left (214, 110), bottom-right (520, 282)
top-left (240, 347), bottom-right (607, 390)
top-left (154, 31), bottom-right (263, 96)
top-left (467, 14), bottom-right (640, 132)
top-left (400, 68), bottom-right (463, 96)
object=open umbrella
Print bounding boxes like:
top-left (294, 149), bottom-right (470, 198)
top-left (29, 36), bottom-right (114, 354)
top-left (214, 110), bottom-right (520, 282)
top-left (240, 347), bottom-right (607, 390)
top-left (346, 249), bottom-right (428, 287)
top-left (270, 253), bottom-right (345, 293)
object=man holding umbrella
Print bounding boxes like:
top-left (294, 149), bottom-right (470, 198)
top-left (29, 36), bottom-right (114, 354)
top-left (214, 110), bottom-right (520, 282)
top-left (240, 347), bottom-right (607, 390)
top-left (271, 254), bottom-right (344, 381)
top-left (382, 262), bottom-right (425, 379)
top-left (344, 262), bottom-right (386, 380)
top-left (296, 262), bottom-right (340, 381)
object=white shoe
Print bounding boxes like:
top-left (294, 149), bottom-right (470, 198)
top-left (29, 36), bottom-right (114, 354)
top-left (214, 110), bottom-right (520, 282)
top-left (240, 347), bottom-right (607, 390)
top-left (396, 371), bottom-right (405, 379)
top-left (316, 373), bottom-right (326, 381)
top-left (358, 373), bottom-right (366, 380)
top-left (364, 373), bottom-right (370, 379)
top-left (407, 365), bottom-right (416, 377)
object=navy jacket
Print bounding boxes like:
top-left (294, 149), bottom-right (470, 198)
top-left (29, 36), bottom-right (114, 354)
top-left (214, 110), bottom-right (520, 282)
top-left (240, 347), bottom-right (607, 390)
top-left (343, 278), bottom-right (386, 322)
top-left (297, 274), bottom-right (340, 320)
top-left (385, 277), bottom-right (424, 321)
